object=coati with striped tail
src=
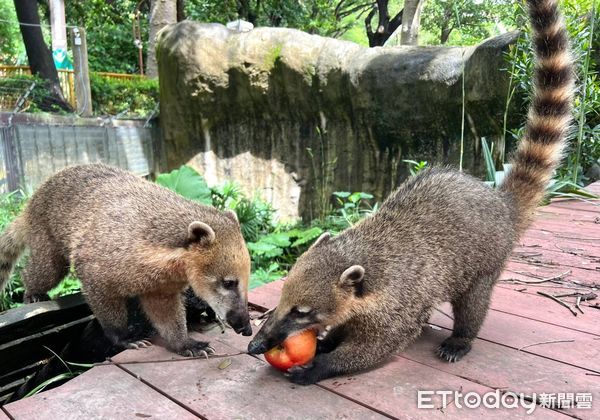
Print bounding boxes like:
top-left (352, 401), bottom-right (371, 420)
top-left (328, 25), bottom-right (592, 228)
top-left (248, 0), bottom-right (575, 385)
top-left (0, 164), bottom-right (253, 356)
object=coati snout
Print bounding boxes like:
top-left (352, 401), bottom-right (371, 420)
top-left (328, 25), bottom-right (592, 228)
top-left (248, 233), bottom-right (365, 354)
top-left (183, 218), bottom-right (253, 336)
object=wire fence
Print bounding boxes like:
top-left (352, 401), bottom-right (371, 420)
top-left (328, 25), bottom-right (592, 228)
top-left (0, 66), bottom-right (143, 110)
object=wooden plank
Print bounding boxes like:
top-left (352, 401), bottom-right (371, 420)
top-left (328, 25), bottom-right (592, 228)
top-left (402, 327), bottom-right (599, 419)
top-left (489, 286), bottom-right (600, 336)
top-left (511, 244), bottom-right (600, 272)
top-left (249, 280), bottom-right (283, 310)
top-left (0, 293), bottom-right (90, 344)
top-left (430, 305), bottom-right (600, 372)
top-left (536, 206), bottom-right (599, 223)
top-left (3, 365), bottom-right (198, 420)
top-left (548, 200), bottom-right (600, 214)
top-left (116, 338), bottom-right (388, 420)
top-left (584, 181), bottom-right (600, 196)
top-left (503, 260), bottom-right (599, 286)
top-left (320, 355), bottom-right (566, 419)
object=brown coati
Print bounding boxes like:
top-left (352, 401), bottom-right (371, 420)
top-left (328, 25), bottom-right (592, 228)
top-left (0, 164), bottom-right (253, 356)
top-left (248, 0), bottom-right (574, 385)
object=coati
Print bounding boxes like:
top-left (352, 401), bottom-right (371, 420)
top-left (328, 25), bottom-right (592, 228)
top-left (0, 164), bottom-right (253, 356)
top-left (248, 0), bottom-right (574, 385)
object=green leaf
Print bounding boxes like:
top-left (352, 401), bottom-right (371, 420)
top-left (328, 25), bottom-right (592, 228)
top-left (261, 232), bottom-right (291, 247)
top-left (332, 191), bottom-right (351, 198)
top-left (290, 227), bottom-right (323, 247)
top-left (481, 138), bottom-right (496, 184)
top-left (156, 166), bottom-right (212, 205)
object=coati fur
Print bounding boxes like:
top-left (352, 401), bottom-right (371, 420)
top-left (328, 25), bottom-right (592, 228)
top-left (248, 0), bottom-right (575, 385)
top-left (0, 164), bottom-right (253, 356)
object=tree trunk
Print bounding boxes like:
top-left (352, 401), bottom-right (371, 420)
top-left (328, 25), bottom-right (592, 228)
top-left (147, 0), bottom-right (177, 78)
top-left (440, 26), bottom-right (453, 44)
top-left (13, 0), bottom-right (71, 112)
top-left (365, 0), bottom-right (403, 47)
top-left (400, 0), bottom-right (424, 46)
top-left (176, 0), bottom-right (185, 22)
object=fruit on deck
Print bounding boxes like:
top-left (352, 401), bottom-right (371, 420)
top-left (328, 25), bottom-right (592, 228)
top-left (264, 329), bottom-right (317, 371)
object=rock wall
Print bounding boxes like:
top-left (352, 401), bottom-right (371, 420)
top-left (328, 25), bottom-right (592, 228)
top-left (156, 22), bottom-right (520, 220)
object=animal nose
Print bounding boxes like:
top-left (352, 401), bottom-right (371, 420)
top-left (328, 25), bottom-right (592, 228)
top-left (247, 338), bottom-right (268, 354)
top-left (241, 324), bottom-right (253, 336)
top-left (234, 323), bottom-right (253, 336)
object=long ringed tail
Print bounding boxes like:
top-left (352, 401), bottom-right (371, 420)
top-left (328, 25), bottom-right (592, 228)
top-left (500, 0), bottom-right (575, 232)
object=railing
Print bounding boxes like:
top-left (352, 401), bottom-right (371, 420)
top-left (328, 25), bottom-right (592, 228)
top-left (0, 65), bottom-right (143, 109)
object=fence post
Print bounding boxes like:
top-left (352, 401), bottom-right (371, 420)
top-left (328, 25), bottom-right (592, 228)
top-left (71, 27), bottom-right (93, 116)
top-left (0, 124), bottom-right (24, 192)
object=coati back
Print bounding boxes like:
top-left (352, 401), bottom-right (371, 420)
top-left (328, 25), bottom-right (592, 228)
top-left (0, 164), bottom-right (253, 356)
top-left (248, 0), bottom-right (574, 385)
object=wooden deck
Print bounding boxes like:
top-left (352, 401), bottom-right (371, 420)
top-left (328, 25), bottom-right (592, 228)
top-left (3, 184), bottom-right (600, 419)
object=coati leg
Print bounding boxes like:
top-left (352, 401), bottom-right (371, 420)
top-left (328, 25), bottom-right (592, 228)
top-left (437, 271), bottom-right (500, 362)
top-left (82, 284), bottom-right (139, 348)
top-left (22, 239), bottom-right (68, 303)
top-left (139, 292), bottom-right (214, 357)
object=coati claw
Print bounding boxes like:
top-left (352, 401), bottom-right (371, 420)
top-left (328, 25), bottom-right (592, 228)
top-left (177, 339), bottom-right (214, 357)
top-left (437, 337), bottom-right (472, 363)
top-left (126, 339), bottom-right (153, 350)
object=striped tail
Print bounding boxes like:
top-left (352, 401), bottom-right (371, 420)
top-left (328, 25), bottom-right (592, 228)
top-left (500, 0), bottom-right (575, 232)
top-left (0, 216), bottom-right (28, 292)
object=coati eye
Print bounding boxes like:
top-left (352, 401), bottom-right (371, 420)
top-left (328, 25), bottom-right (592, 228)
top-left (222, 278), bottom-right (239, 290)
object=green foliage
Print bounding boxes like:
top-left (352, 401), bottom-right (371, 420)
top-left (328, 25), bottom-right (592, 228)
top-left (331, 192), bottom-right (376, 227)
top-left (89, 73), bottom-right (158, 117)
top-left (403, 160), bottom-right (429, 177)
top-left (65, 0), bottom-right (147, 73)
top-left (421, 0), bottom-right (514, 45)
top-left (156, 165), bottom-right (213, 205)
top-left (481, 138), bottom-right (496, 183)
top-left (0, 75), bottom-right (69, 114)
top-left (0, 0), bottom-right (24, 64)
top-left (184, 0), bottom-right (345, 37)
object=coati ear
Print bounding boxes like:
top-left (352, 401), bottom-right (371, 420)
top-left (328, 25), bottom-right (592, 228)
top-left (223, 209), bottom-right (239, 224)
top-left (187, 221), bottom-right (215, 245)
top-left (339, 265), bottom-right (365, 288)
top-left (310, 232), bottom-right (331, 249)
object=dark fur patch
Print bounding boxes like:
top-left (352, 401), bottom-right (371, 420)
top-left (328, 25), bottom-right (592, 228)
top-left (526, 123), bottom-right (563, 145)
top-left (532, 96), bottom-right (571, 118)
top-left (528, 1), bottom-right (559, 32)
top-left (533, 30), bottom-right (568, 59)
top-left (534, 65), bottom-right (573, 90)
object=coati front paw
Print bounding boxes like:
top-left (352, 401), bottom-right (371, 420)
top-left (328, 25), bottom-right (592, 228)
top-left (176, 339), bottom-right (216, 358)
top-left (437, 337), bottom-right (472, 363)
top-left (23, 292), bottom-right (50, 303)
top-left (286, 357), bottom-right (328, 385)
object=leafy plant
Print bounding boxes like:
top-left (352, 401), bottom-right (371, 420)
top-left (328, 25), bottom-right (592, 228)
top-left (481, 137), bottom-right (496, 183)
top-left (332, 191), bottom-right (376, 227)
top-left (156, 165), bottom-right (213, 205)
top-left (403, 160), bottom-right (429, 177)
top-left (89, 73), bottom-right (158, 117)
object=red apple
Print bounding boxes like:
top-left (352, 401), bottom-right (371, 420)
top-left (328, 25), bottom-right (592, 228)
top-left (264, 329), bottom-right (317, 372)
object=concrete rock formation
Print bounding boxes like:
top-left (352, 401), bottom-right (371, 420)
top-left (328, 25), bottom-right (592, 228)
top-left (157, 22), bottom-right (520, 220)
